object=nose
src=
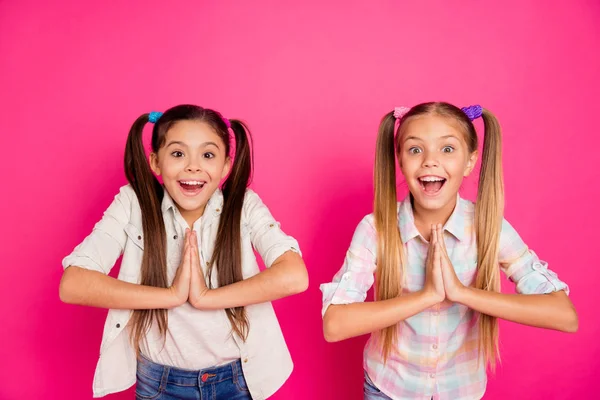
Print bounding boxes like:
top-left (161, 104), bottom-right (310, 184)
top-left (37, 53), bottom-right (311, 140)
top-left (185, 161), bottom-right (202, 173)
top-left (422, 152), bottom-right (439, 168)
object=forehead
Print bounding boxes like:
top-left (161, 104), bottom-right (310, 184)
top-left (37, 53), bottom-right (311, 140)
top-left (399, 114), bottom-right (468, 143)
top-left (163, 120), bottom-right (224, 145)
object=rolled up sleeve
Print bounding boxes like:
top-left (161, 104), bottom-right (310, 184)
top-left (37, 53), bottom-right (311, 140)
top-left (244, 190), bottom-right (301, 268)
top-left (499, 219), bottom-right (569, 295)
top-left (61, 186), bottom-right (133, 275)
top-left (320, 214), bottom-right (378, 317)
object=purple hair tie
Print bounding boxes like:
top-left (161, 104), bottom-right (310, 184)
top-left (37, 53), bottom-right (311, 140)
top-left (461, 105), bottom-right (483, 120)
top-left (393, 106), bottom-right (410, 134)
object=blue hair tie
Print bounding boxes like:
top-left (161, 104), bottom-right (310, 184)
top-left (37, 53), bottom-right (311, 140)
top-left (148, 111), bottom-right (163, 124)
top-left (461, 105), bottom-right (483, 121)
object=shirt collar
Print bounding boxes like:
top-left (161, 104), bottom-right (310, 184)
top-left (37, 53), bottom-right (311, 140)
top-left (398, 194), bottom-right (467, 243)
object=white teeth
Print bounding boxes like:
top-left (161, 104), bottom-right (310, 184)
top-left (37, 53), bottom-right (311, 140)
top-left (180, 180), bottom-right (204, 186)
top-left (419, 177), bottom-right (445, 182)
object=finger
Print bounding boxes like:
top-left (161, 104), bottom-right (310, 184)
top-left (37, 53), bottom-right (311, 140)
top-left (428, 224), bottom-right (435, 257)
top-left (175, 239), bottom-right (191, 283)
top-left (192, 231), bottom-right (201, 266)
top-left (436, 224), bottom-right (445, 251)
top-left (183, 228), bottom-right (191, 252)
top-left (185, 234), bottom-right (193, 267)
top-left (433, 241), bottom-right (441, 271)
top-left (430, 225), bottom-right (439, 266)
top-left (441, 225), bottom-right (451, 259)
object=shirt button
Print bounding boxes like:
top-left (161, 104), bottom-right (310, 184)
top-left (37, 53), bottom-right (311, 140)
top-left (432, 344), bottom-right (438, 350)
top-left (116, 323), bottom-right (120, 328)
top-left (243, 358), bottom-right (248, 363)
top-left (137, 235), bottom-right (142, 240)
top-left (173, 235), bottom-right (178, 240)
top-left (430, 373), bottom-right (435, 379)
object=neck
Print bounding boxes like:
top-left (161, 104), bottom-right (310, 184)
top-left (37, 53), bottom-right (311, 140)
top-left (412, 195), bottom-right (457, 240)
top-left (179, 206), bottom-right (205, 229)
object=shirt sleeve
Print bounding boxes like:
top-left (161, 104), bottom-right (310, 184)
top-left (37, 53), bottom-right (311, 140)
top-left (243, 190), bottom-right (301, 268)
top-left (61, 186), bottom-right (134, 275)
top-left (499, 218), bottom-right (569, 295)
top-left (319, 214), bottom-right (378, 317)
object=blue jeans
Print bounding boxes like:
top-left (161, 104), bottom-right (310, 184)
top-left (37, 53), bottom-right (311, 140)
top-left (364, 371), bottom-right (434, 400)
top-left (364, 371), bottom-right (393, 400)
top-left (136, 355), bottom-right (252, 400)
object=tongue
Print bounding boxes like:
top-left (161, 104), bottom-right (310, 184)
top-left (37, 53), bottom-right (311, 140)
top-left (181, 183), bottom-right (200, 192)
top-left (424, 181), bottom-right (443, 193)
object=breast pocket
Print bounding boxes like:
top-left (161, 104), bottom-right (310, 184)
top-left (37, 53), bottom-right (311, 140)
top-left (124, 223), bottom-right (144, 250)
top-left (120, 223), bottom-right (144, 281)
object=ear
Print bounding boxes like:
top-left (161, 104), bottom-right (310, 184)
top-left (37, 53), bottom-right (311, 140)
top-left (464, 150), bottom-right (478, 177)
top-left (221, 157), bottom-right (232, 180)
top-left (150, 152), bottom-right (161, 176)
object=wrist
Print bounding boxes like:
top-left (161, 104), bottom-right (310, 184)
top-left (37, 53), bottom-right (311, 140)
top-left (190, 287), bottom-right (212, 309)
top-left (452, 285), bottom-right (472, 305)
top-left (165, 286), bottom-right (185, 308)
top-left (421, 288), bottom-right (443, 306)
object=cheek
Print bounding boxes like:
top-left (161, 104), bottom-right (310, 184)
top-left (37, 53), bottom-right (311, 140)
top-left (205, 160), bottom-right (228, 178)
top-left (399, 155), bottom-right (417, 173)
top-left (160, 159), bottom-right (182, 178)
top-left (448, 157), bottom-right (470, 175)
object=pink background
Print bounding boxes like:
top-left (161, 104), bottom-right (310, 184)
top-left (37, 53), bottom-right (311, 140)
top-left (1, 1), bottom-right (599, 399)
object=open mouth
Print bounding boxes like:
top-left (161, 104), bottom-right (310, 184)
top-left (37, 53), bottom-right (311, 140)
top-left (178, 180), bottom-right (206, 196)
top-left (418, 176), bottom-right (446, 195)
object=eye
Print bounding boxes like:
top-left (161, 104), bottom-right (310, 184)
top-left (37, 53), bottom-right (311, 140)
top-left (203, 152), bottom-right (215, 159)
top-left (171, 151), bottom-right (184, 158)
top-left (408, 147), bottom-right (422, 154)
top-left (442, 146), bottom-right (454, 153)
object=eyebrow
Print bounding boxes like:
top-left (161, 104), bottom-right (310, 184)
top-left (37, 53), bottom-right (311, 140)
top-left (440, 135), bottom-right (460, 140)
top-left (166, 141), bottom-right (221, 149)
top-left (403, 134), bottom-right (460, 142)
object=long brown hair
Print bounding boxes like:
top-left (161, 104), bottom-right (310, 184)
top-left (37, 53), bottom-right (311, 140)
top-left (124, 104), bottom-right (253, 352)
top-left (374, 102), bottom-right (503, 367)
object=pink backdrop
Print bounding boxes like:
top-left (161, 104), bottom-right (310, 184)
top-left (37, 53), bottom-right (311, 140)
top-left (1, 1), bottom-right (599, 399)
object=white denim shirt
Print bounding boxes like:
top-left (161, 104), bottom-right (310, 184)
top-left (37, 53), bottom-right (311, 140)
top-left (62, 185), bottom-right (301, 398)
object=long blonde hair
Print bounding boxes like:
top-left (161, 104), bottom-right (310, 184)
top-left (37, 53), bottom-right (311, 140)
top-left (374, 102), bottom-right (503, 368)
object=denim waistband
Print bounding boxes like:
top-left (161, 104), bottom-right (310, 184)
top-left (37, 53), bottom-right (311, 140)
top-left (137, 355), bottom-right (244, 387)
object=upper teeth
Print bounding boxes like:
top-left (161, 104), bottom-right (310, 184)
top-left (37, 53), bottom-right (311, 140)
top-left (420, 177), bottom-right (444, 182)
top-left (181, 181), bottom-right (204, 185)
